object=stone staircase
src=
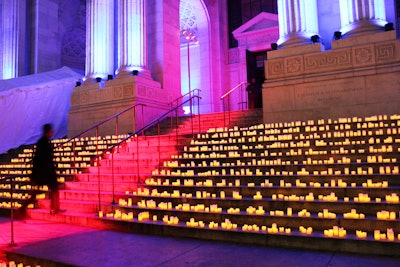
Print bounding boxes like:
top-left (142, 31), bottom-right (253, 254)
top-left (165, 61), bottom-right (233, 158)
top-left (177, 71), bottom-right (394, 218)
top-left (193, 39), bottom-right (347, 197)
top-left (93, 114), bottom-right (400, 256)
top-left (3, 111), bottom-right (400, 255)
top-left (25, 109), bottom-right (264, 224)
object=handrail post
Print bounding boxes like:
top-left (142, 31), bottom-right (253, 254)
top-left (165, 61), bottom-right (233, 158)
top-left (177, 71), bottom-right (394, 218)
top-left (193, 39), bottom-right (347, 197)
top-left (175, 108), bottom-right (179, 145)
top-left (136, 134), bottom-right (140, 180)
top-left (72, 140), bottom-right (77, 180)
top-left (158, 121), bottom-right (161, 165)
top-left (197, 96), bottom-right (201, 133)
top-left (133, 106), bottom-right (136, 135)
top-left (8, 176), bottom-right (17, 247)
top-left (111, 147), bottom-right (116, 204)
top-left (116, 116), bottom-right (119, 139)
top-left (223, 98), bottom-right (226, 129)
top-left (141, 105), bottom-right (145, 136)
top-left (191, 96), bottom-right (194, 137)
top-left (96, 126), bottom-right (101, 212)
top-left (228, 96), bottom-right (231, 127)
top-left (240, 82), bottom-right (244, 112)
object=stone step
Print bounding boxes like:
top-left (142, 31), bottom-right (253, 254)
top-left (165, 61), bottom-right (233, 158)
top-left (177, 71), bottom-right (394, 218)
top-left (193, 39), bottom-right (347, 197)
top-left (92, 217), bottom-right (399, 257)
top-left (37, 199), bottom-right (108, 213)
top-left (27, 209), bottom-right (104, 226)
top-left (87, 165), bottom-right (157, 174)
top-left (103, 153), bottom-right (174, 161)
top-left (125, 193), bottom-right (400, 216)
top-left (98, 158), bottom-right (165, 166)
top-left (65, 181), bottom-right (138, 192)
top-left (113, 205), bottom-right (400, 233)
top-left (75, 173), bottom-right (149, 182)
top-left (24, 207), bottom-right (400, 257)
top-left (132, 184), bottom-right (400, 199)
top-left (59, 190), bottom-right (126, 202)
top-left (149, 174), bottom-right (400, 186)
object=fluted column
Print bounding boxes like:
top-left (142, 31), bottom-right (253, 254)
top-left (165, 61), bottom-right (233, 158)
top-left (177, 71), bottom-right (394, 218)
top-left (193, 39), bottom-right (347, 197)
top-left (84, 0), bottom-right (114, 83)
top-left (339, 0), bottom-right (387, 37)
top-left (277, 0), bottom-right (319, 47)
top-left (116, 0), bottom-right (150, 78)
top-left (1, 0), bottom-right (19, 79)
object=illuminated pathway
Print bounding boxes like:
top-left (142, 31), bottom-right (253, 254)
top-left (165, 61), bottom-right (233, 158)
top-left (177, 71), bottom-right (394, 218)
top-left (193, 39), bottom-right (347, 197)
top-left (1, 217), bottom-right (400, 267)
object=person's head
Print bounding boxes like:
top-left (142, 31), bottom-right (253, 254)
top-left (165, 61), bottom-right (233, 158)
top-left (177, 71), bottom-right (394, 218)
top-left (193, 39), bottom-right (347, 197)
top-left (43, 123), bottom-right (54, 139)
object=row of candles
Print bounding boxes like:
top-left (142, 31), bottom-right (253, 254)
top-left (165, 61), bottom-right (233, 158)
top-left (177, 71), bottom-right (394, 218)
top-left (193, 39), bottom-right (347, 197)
top-left (125, 196), bottom-right (398, 221)
top-left (161, 151), bottom-right (399, 169)
top-left (0, 192), bottom-right (46, 199)
top-left (0, 261), bottom-right (37, 267)
top-left (145, 177), bottom-right (389, 189)
top-left (100, 209), bottom-right (400, 242)
top-left (193, 131), bottom-right (399, 148)
top-left (196, 126), bottom-right (400, 145)
top-left (133, 185), bottom-right (400, 204)
top-left (153, 165), bottom-right (399, 178)
top-left (194, 130), bottom-right (399, 151)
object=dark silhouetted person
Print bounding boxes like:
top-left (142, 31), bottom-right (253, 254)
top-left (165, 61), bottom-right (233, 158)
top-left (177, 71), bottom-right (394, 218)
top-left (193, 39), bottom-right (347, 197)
top-left (246, 78), bottom-right (260, 109)
top-left (16, 124), bottom-right (61, 218)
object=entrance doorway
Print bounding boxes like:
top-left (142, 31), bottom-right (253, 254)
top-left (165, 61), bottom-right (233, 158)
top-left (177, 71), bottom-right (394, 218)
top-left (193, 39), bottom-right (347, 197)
top-left (246, 50), bottom-right (267, 108)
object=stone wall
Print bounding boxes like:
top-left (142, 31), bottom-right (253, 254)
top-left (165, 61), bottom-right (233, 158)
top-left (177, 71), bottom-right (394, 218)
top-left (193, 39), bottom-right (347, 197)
top-left (263, 31), bottom-right (400, 123)
top-left (68, 76), bottom-right (173, 137)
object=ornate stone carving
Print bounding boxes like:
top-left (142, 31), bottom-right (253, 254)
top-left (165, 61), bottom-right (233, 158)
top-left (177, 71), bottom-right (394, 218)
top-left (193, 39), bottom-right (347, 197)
top-left (123, 85), bottom-right (134, 97)
top-left (137, 85), bottom-right (147, 96)
top-left (267, 60), bottom-right (285, 78)
top-left (286, 57), bottom-right (303, 74)
top-left (375, 44), bottom-right (395, 62)
top-left (80, 92), bottom-right (89, 104)
top-left (354, 46), bottom-right (374, 66)
top-left (113, 86), bottom-right (123, 99)
top-left (304, 51), bottom-right (352, 73)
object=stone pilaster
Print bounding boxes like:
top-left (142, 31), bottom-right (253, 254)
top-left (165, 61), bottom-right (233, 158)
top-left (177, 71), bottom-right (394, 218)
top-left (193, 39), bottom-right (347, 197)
top-left (1, 0), bottom-right (19, 79)
top-left (277, 0), bottom-right (319, 47)
top-left (116, 0), bottom-right (150, 78)
top-left (84, 0), bottom-right (114, 83)
top-left (339, 0), bottom-right (387, 37)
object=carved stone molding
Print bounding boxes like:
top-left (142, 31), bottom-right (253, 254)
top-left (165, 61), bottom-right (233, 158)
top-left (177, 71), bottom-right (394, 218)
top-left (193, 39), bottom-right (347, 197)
top-left (266, 39), bottom-right (399, 80)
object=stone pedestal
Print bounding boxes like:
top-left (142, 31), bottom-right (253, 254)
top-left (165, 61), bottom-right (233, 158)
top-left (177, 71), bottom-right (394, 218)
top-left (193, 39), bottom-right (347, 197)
top-left (263, 31), bottom-right (400, 123)
top-left (68, 76), bottom-right (176, 137)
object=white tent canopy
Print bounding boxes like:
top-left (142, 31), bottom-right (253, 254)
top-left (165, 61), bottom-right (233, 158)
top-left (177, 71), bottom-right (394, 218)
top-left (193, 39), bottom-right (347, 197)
top-left (0, 67), bottom-right (82, 154)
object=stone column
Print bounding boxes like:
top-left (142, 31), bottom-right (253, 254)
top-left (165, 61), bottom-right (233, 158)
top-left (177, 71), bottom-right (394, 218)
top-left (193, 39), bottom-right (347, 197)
top-left (116, 0), bottom-right (150, 78)
top-left (339, 0), bottom-right (387, 37)
top-left (1, 0), bottom-right (19, 79)
top-left (277, 0), bottom-right (319, 47)
top-left (84, 0), bottom-right (114, 83)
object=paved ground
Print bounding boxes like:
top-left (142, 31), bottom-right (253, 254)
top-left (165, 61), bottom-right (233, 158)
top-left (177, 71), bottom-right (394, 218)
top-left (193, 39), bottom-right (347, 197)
top-left (1, 217), bottom-right (400, 267)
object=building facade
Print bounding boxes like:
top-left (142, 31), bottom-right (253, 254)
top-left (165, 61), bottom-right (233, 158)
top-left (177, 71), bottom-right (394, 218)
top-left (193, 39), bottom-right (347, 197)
top-left (0, 0), bottom-right (399, 135)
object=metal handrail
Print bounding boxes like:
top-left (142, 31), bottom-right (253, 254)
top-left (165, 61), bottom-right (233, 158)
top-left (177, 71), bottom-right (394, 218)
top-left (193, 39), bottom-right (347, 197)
top-left (0, 173), bottom-right (21, 247)
top-left (220, 81), bottom-right (247, 100)
top-left (55, 103), bottom-right (146, 150)
top-left (220, 81), bottom-right (248, 128)
top-left (169, 88), bottom-right (201, 107)
top-left (92, 95), bottom-right (202, 211)
top-left (94, 95), bottom-right (202, 160)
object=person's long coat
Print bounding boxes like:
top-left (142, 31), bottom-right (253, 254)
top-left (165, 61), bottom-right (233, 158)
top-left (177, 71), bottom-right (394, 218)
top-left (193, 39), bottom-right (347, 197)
top-left (31, 136), bottom-right (57, 187)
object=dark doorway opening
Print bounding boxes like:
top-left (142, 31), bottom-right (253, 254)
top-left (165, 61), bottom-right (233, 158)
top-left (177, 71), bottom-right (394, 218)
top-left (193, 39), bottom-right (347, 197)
top-left (246, 50), bottom-right (267, 108)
